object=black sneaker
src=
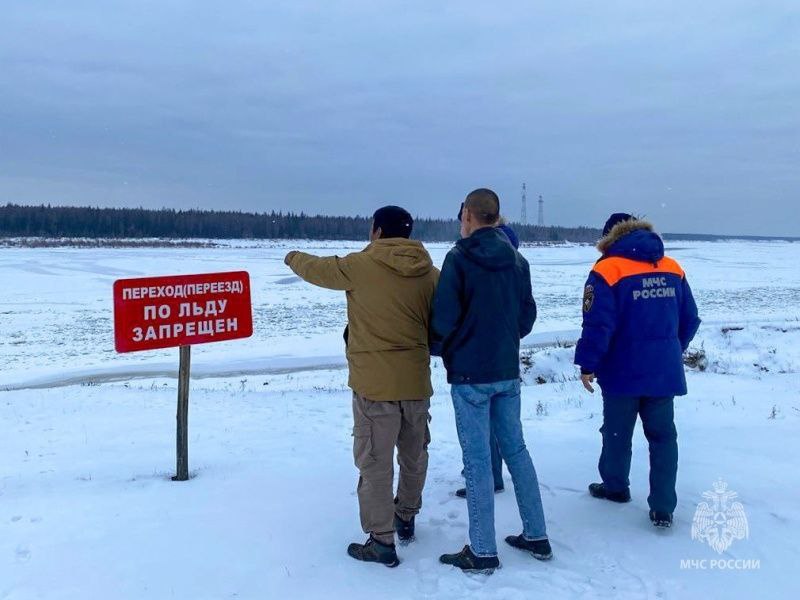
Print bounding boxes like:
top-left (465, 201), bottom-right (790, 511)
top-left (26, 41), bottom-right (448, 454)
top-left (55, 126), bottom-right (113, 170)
top-left (650, 510), bottom-right (673, 529)
top-left (394, 513), bottom-right (415, 544)
top-left (439, 545), bottom-right (499, 574)
top-left (455, 485), bottom-right (505, 499)
top-left (588, 482), bottom-right (631, 503)
top-left (504, 534), bottom-right (554, 561)
top-left (347, 536), bottom-right (400, 568)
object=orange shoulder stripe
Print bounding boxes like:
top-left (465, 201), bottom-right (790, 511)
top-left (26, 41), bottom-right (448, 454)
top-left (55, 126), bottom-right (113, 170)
top-left (592, 256), bottom-right (684, 286)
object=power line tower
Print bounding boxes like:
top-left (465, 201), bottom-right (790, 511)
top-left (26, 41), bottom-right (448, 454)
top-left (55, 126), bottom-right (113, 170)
top-left (537, 194), bottom-right (544, 227)
top-left (521, 183), bottom-right (527, 225)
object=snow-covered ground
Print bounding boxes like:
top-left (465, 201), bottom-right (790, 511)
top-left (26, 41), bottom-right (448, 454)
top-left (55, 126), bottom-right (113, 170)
top-left (1, 240), bottom-right (799, 599)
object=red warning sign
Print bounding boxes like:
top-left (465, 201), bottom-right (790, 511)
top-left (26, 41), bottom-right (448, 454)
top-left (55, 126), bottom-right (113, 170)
top-left (113, 271), bottom-right (253, 353)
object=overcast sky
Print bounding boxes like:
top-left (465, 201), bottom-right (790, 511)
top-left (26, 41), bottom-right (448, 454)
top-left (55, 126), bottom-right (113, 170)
top-left (1, 1), bottom-right (798, 235)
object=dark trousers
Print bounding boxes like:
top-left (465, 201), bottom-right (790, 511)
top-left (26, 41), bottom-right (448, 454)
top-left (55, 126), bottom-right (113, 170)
top-left (599, 395), bottom-right (678, 513)
top-left (461, 431), bottom-right (504, 489)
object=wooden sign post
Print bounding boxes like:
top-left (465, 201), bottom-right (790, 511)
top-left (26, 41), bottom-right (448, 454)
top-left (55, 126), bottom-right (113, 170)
top-left (175, 345), bottom-right (191, 481)
top-left (113, 271), bottom-right (253, 481)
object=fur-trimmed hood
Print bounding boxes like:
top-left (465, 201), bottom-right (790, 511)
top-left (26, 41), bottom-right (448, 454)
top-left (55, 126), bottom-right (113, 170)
top-left (597, 218), bottom-right (664, 263)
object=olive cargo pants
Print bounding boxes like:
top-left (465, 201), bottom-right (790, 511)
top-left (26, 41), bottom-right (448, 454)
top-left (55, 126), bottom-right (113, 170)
top-left (352, 393), bottom-right (431, 545)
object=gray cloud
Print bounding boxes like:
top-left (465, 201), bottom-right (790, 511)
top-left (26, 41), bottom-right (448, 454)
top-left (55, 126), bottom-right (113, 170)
top-left (1, 0), bottom-right (798, 235)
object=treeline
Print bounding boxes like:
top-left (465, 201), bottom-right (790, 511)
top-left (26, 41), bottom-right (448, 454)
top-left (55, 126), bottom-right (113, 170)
top-left (0, 204), bottom-right (601, 242)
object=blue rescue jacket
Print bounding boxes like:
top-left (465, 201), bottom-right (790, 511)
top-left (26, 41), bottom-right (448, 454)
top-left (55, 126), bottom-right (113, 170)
top-left (431, 226), bottom-right (536, 384)
top-left (574, 223), bottom-right (701, 397)
top-left (497, 223), bottom-right (520, 249)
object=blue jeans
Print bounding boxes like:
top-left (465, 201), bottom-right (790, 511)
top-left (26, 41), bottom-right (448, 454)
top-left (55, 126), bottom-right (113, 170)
top-left (451, 379), bottom-right (548, 557)
top-left (599, 395), bottom-right (678, 513)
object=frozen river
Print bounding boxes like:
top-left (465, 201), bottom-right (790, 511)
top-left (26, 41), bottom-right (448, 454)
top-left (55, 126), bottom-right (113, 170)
top-left (1, 239), bottom-right (798, 385)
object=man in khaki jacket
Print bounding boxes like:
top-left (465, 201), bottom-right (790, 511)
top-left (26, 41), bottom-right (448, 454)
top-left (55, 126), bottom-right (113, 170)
top-left (284, 206), bottom-right (438, 568)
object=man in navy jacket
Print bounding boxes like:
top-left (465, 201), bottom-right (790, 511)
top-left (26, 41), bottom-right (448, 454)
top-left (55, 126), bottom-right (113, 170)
top-left (433, 189), bottom-right (551, 573)
top-left (452, 218), bottom-right (521, 500)
top-left (575, 213), bottom-right (700, 528)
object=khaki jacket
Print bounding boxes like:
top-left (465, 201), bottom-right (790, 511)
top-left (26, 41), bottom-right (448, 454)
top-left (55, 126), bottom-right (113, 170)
top-left (287, 239), bottom-right (439, 401)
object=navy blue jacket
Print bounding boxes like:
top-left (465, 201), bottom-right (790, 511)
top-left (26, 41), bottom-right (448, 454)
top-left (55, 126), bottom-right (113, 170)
top-left (574, 225), bottom-right (701, 397)
top-left (431, 227), bottom-right (536, 384)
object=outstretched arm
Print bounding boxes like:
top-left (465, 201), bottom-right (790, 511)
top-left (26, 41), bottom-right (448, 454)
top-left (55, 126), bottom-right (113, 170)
top-left (285, 251), bottom-right (357, 291)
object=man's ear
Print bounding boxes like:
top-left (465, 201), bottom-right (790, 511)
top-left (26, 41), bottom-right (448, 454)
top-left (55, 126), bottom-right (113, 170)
top-left (372, 226), bottom-right (383, 241)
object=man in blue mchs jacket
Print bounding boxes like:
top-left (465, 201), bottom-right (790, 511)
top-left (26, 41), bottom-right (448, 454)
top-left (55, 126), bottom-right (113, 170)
top-left (575, 213), bottom-right (701, 529)
top-left (433, 189), bottom-right (551, 574)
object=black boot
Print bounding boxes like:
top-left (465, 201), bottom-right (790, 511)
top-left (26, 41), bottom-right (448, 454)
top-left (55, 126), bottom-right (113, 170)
top-left (394, 513), bottom-right (415, 544)
top-left (588, 482), bottom-right (631, 503)
top-left (650, 510), bottom-right (673, 528)
top-left (504, 534), bottom-right (554, 561)
top-left (439, 545), bottom-right (499, 574)
top-left (347, 536), bottom-right (400, 568)
top-left (455, 485), bottom-right (504, 499)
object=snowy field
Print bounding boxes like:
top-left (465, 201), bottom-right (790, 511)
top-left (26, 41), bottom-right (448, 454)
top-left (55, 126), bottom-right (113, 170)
top-left (1, 239), bottom-right (799, 599)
